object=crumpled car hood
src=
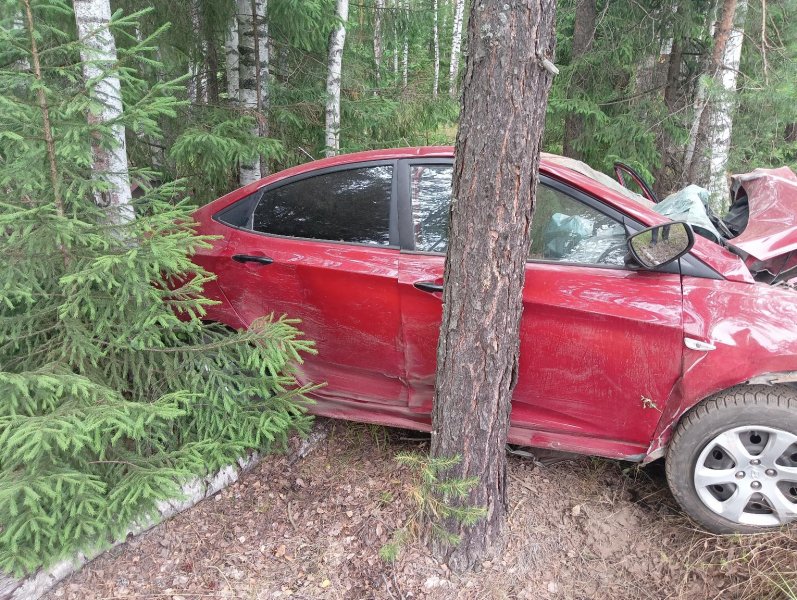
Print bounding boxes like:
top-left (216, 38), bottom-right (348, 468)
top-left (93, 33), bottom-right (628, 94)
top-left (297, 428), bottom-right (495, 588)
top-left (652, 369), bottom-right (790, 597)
top-left (726, 166), bottom-right (797, 263)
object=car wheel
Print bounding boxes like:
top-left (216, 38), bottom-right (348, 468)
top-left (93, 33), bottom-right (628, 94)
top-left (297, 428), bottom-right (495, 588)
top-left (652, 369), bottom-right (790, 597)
top-left (666, 385), bottom-right (797, 533)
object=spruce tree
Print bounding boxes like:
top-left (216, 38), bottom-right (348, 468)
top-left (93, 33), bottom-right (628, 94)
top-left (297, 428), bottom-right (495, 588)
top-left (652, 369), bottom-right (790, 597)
top-left (0, 0), bottom-right (314, 576)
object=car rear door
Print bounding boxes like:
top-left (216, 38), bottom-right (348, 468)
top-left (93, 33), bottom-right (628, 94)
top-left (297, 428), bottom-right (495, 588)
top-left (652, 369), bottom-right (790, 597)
top-left (397, 160), bottom-right (685, 456)
top-left (215, 161), bottom-right (408, 407)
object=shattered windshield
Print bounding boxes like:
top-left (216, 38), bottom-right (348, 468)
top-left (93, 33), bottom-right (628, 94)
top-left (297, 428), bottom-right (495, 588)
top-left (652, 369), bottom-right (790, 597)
top-left (546, 154), bottom-right (725, 246)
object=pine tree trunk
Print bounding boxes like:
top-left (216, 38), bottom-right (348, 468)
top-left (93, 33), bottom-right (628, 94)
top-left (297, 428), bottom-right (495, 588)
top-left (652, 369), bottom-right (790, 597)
top-left (432, 0), bottom-right (439, 98)
top-left (447, 0), bottom-right (464, 98)
top-left (374, 0), bottom-right (384, 89)
top-left (225, 10), bottom-right (240, 103)
top-left (652, 37), bottom-right (683, 197)
top-left (706, 0), bottom-right (747, 209)
top-left (237, 0), bottom-right (262, 185)
top-left (562, 0), bottom-right (596, 160)
top-left (685, 0), bottom-right (738, 186)
top-left (22, 0), bottom-right (61, 216)
top-left (73, 0), bottom-right (134, 224)
top-left (401, 0), bottom-right (409, 88)
top-left (431, 0), bottom-right (556, 572)
top-left (325, 0), bottom-right (349, 157)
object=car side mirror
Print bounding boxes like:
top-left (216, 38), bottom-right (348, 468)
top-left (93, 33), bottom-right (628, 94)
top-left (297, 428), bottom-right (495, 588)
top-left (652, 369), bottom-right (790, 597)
top-left (627, 222), bottom-right (695, 270)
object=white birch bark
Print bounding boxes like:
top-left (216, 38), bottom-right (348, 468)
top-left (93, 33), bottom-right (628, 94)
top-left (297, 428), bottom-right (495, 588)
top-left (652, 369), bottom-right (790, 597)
top-left (73, 0), bottom-right (133, 224)
top-left (252, 0), bottom-right (270, 175)
top-left (393, 0), bottom-right (399, 75)
top-left (433, 0), bottom-right (439, 98)
top-left (237, 0), bottom-right (263, 185)
top-left (448, 0), bottom-right (464, 98)
top-left (225, 11), bottom-right (240, 103)
top-left (325, 0), bottom-right (349, 157)
top-left (374, 0), bottom-right (384, 89)
top-left (401, 0), bottom-right (408, 88)
top-left (707, 0), bottom-right (747, 209)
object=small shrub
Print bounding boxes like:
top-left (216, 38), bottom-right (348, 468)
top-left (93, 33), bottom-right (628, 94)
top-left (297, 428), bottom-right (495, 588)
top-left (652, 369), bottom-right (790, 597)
top-left (379, 452), bottom-right (487, 562)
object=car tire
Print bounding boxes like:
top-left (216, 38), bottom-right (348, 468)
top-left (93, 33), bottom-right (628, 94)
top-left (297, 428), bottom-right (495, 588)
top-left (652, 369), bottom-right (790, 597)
top-left (665, 385), bottom-right (797, 534)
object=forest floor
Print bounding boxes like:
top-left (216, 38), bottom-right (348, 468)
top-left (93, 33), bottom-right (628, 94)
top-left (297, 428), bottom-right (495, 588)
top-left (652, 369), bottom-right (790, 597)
top-left (46, 419), bottom-right (794, 600)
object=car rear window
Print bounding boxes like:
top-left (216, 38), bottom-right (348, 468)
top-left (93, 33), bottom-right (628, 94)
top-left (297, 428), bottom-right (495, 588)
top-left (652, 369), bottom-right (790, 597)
top-left (250, 166), bottom-right (393, 246)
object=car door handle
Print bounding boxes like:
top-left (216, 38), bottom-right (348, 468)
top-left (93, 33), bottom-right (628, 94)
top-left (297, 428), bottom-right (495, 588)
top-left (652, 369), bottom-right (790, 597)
top-left (232, 254), bottom-right (273, 265)
top-left (414, 281), bottom-right (444, 293)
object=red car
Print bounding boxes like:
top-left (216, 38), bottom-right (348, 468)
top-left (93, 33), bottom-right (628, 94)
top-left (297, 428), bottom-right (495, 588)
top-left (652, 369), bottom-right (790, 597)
top-left (192, 147), bottom-right (797, 533)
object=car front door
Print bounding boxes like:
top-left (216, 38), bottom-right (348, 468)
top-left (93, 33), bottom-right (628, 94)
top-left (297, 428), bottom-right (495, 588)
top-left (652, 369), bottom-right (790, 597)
top-left (397, 161), bottom-right (685, 457)
top-left (215, 161), bottom-right (408, 407)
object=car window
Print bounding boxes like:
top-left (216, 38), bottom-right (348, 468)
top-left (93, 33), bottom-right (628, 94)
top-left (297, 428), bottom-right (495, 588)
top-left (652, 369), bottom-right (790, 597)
top-left (530, 185), bottom-right (627, 267)
top-left (252, 165), bottom-right (393, 245)
top-left (408, 165), bottom-right (627, 267)
top-left (410, 165), bottom-right (452, 253)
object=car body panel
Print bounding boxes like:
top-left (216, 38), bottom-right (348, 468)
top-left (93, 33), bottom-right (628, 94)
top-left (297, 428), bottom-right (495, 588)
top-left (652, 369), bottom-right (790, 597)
top-left (729, 167), bottom-right (797, 262)
top-left (218, 228), bottom-right (407, 406)
top-left (191, 146), bottom-right (797, 463)
top-left (644, 277), bottom-right (797, 459)
top-left (400, 251), bottom-right (684, 446)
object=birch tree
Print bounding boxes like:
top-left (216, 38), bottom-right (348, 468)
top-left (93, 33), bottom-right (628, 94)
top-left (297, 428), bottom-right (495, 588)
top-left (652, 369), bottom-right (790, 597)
top-left (188, 0), bottom-right (206, 103)
top-left (237, 0), bottom-right (270, 184)
top-left (225, 11), bottom-right (240, 102)
top-left (401, 0), bottom-right (409, 88)
top-left (684, 0), bottom-right (739, 187)
top-left (73, 0), bottom-right (133, 224)
top-left (432, 0), bottom-right (440, 98)
top-left (325, 0), bottom-right (349, 157)
top-left (393, 0), bottom-right (399, 76)
top-left (374, 0), bottom-right (384, 89)
top-left (706, 0), bottom-right (748, 207)
top-left (447, 0), bottom-right (464, 98)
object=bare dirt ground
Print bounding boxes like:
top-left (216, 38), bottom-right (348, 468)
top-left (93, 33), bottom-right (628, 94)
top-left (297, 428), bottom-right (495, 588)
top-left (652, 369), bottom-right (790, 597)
top-left (46, 420), bottom-right (795, 600)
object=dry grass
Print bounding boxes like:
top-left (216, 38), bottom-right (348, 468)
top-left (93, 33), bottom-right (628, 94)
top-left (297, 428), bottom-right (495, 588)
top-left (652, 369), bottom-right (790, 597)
top-left (44, 422), bottom-right (797, 600)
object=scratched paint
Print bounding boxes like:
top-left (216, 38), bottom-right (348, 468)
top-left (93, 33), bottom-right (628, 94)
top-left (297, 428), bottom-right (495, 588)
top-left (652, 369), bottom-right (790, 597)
top-left (192, 147), bottom-right (797, 462)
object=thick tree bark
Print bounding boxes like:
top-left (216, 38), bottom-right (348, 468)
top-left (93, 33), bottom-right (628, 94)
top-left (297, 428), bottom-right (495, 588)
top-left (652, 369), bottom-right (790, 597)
top-left (447, 0), bottom-right (464, 98)
top-left (684, 0), bottom-right (738, 185)
top-left (652, 37), bottom-right (683, 197)
top-left (706, 0), bottom-right (747, 209)
top-left (431, 0), bottom-right (556, 572)
top-left (325, 0), bottom-right (349, 157)
top-left (225, 11), bottom-right (240, 103)
top-left (433, 0), bottom-right (440, 98)
top-left (73, 0), bottom-right (134, 224)
top-left (374, 0), bottom-right (384, 89)
top-left (562, 0), bottom-right (595, 160)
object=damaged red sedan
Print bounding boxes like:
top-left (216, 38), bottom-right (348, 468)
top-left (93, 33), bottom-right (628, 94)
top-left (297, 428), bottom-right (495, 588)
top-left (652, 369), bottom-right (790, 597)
top-left (192, 147), bottom-right (797, 534)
